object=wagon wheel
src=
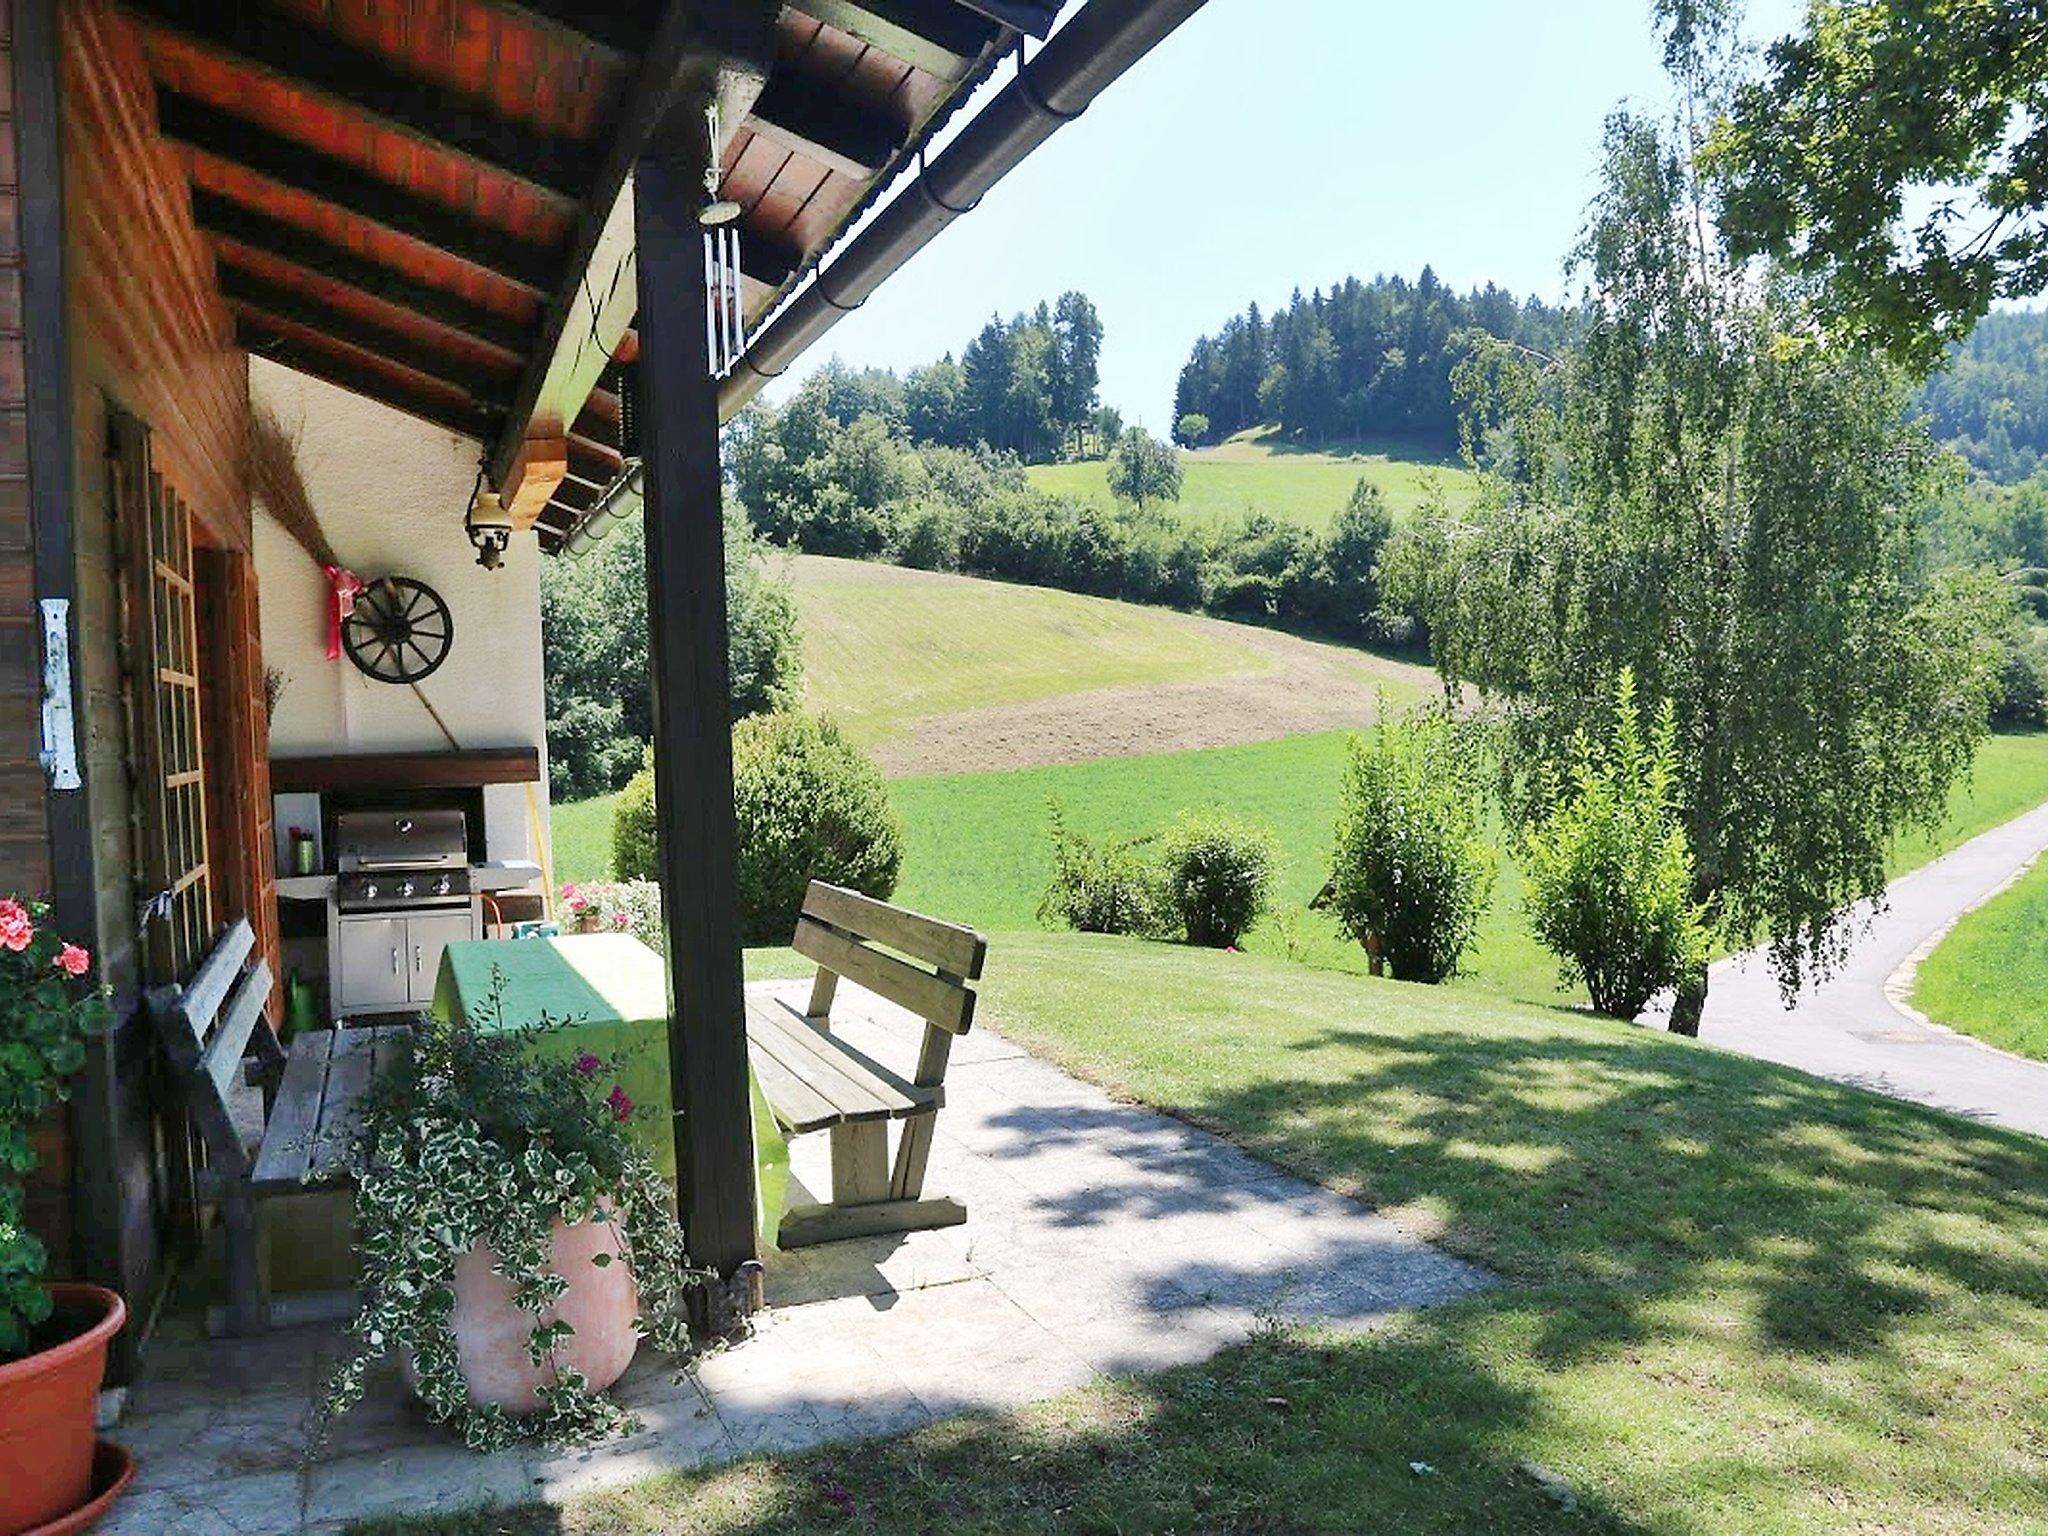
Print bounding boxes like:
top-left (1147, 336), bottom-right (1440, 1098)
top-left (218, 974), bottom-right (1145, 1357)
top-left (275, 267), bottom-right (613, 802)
top-left (341, 577), bottom-right (454, 685)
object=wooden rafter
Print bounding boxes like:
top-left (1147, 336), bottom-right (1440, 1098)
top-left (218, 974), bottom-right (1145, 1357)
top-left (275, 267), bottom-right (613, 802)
top-left (748, 72), bottom-right (905, 179)
top-left (194, 193), bottom-right (532, 357)
top-left (795, 0), bottom-right (1001, 81)
top-left (485, 0), bottom-right (780, 489)
top-left (122, 0), bottom-right (590, 203)
top-left (159, 91), bottom-right (559, 292)
top-left (220, 266), bottom-right (516, 403)
top-left (235, 319), bottom-right (500, 441)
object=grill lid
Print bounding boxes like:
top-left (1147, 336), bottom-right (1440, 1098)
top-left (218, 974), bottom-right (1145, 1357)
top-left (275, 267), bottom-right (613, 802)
top-left (333, 808), bottom-right (469, 871)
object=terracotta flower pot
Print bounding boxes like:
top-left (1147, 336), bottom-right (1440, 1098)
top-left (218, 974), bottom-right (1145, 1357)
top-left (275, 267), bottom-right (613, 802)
top-left (0, 1283), bottom-right (127, 1536)
top-left (410, 1208), bottom-right (640, 1415)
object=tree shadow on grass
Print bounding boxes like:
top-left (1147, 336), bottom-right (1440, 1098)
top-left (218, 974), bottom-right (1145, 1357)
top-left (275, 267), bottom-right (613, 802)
top-left (347, 1327), bottom-right (1649, 1535)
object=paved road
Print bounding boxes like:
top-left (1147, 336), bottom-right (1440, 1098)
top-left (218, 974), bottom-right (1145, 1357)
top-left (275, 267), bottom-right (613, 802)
top-left (1656, 800), bottom-right (2048, 1139)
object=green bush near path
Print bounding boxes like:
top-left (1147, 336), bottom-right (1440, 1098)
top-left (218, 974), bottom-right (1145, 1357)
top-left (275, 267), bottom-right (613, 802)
top-left (351, 932), bottom-right (2048, 1535)
top-left (1911, 850), bottom-right (2048, 1061)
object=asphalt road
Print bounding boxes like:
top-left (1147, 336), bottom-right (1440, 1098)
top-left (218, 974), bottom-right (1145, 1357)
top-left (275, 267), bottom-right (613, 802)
top-left (1646, 800), bottom-right (2048, 1140)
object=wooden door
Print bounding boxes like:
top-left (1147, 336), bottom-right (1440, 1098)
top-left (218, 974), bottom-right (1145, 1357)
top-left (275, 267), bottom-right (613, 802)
top-left (110, 413), bottom-right (212, 985)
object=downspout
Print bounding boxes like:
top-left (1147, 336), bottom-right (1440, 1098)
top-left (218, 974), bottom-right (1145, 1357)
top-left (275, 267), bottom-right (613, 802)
top-left (556, 0), bottom-right (1211, 555)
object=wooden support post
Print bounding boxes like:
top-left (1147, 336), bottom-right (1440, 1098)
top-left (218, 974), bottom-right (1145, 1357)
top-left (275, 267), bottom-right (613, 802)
top-left (635, 123), bottom-right (759, 1291)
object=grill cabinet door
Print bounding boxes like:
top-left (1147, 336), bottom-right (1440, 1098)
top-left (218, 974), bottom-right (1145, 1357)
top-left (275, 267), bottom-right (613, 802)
top-left (337, 916), bottom-right (409, 1013)
top-left (404, 910), bottom-right (474, 1005)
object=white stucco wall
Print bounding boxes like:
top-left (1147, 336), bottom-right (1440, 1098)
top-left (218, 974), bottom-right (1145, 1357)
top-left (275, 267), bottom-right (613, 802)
top-left (251, 359), bottom-right (550, 866)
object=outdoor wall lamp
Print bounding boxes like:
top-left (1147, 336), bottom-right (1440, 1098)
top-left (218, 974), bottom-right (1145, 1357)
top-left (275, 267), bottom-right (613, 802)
top-left (466, 489), bottom-right (513, 571)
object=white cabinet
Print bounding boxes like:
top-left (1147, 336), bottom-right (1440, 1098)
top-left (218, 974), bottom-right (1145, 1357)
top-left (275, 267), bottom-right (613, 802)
top-left (334, 906), bottom-right (477, 1015)
top-left (336, 916), bottom-right (409, 1014)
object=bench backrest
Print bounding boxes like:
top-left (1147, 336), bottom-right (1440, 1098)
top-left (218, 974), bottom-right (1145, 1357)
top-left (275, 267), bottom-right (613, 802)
top-left (145, 917), bottom-right (280, 1176)
top-left (793, 883), bottom-right (985, 1036)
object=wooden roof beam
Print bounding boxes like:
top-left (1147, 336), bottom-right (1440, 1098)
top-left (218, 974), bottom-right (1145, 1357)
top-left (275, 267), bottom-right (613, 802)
top-left (220, 266), bottom-right (517, 404)
top-left (956, 0), bottom-right (1059, 37)
top-left (123, 0), bottom-right (591, 204)
top-left (486, 2), bottom-right (781, 494)
top-left (235, 320), bottom-right (501, 442)
top-left (159, 91), bottom-right (559, 293)
top-left (793, 0), bottom-right (1002, 81)
top-left (747, 72), bottom-right (904, 179)
top-left (193, 191), bottom-right (532, 357)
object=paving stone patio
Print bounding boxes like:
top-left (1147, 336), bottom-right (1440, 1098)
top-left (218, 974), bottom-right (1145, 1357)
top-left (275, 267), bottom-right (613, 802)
top-left (105, 980), bottom-right (1489, 1535)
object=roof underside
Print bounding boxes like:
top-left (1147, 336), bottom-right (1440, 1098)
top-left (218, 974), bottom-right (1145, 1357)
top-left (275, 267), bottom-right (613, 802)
top-left (116, 0), bottom-right (1060, 547)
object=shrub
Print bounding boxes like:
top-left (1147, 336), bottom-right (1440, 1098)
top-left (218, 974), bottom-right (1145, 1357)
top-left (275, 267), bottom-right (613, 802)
top-left (559, 879), bottom-right (664, 950)
top-left (1994, 627), bottom-right (2048, 727)
top-left (1522, 672), bottom-right (1711, 1018)
top-left (732, 713), bottom-right (900, 944)
top-left (1160, 810), bottom-right (1278, 946)
top-left (1175, 412), bottom-right (1211, 447)
top-left (886, 496), bottom-right (964, 570)
top-left (1038, 802), bottom-right (1165, 937)
top-left (609, 753), bottom-right (658, 882)
top-left (1329, 708), bottom-right (1496, 983)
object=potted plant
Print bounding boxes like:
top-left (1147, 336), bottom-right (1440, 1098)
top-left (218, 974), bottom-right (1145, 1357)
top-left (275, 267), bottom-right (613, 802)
top-left (0, 897), bottom-right (126, 1536)
top-left (322, 982), bottom-right (699, 1452)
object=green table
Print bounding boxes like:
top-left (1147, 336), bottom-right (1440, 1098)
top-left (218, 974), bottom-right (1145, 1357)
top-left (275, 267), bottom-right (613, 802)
top-left (432, 934), bottom-right (788, 1248)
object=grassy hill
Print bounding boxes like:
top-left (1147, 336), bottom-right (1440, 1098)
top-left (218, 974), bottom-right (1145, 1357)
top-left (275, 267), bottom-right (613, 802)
top-left (1027, 428), bottom-right (1481, 532)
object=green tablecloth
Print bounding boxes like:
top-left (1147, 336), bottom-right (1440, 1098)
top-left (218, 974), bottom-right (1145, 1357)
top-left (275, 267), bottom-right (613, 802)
top-left (432, 935), bottom-right (788, 1248)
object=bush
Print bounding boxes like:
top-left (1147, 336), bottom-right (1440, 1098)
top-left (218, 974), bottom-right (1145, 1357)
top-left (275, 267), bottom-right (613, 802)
top-left (610, 714), bottom-right (900, 946)
top-left (1038, 802), bottom-right (1164, 937)
top-left (1160, 810), bottom-right (1277, 946)
top-left (886, 496), bottom-right (964, 570)
top-left (1522, 671), bottom-right (1711, 1018)
top-left (1994, 627), bottom-right (2048, 727)
top-left (1328, 708), bottom-right (1496, 983)
top-left (610, 753), bottom-right (658, 882)
top-left (732, 714), bottom-right (900, 944)
top-left (1175, 412), bottom-right (1211, 447)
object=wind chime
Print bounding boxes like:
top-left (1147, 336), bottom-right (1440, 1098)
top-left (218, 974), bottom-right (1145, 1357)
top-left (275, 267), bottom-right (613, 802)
top-left (700, 100), bottom-right (746, 380)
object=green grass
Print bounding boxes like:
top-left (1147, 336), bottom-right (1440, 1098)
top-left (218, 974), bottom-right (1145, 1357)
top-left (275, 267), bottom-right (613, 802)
top-left (787, 555), bottom-right (1270, 748)
top-left (558, 729), bottom-right (2048, 1009)
top-left (1911, 848), bottom-right (2048, 1060)
top-left (354, 933), bottom-right (2048, 1535)
top-left (1026, 430), bottom-right (1479, 533)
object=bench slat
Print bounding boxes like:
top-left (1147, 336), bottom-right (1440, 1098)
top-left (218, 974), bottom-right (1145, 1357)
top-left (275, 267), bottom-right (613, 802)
top-left (745, 1029), bottom-right (846, 1135)
top-left (200, 965), bottom-right (274, 1104)
top-left (801, 883), bottom-right (986, 978)
top-left (179, 918), bottom-right (256, 1046)
top-left (250, 1030), bottom-right (335, 1192)
top-left (309, 1027), bottom-right (380, 1178)
top-left (746, 1000), bottom-right (932, 1133)
top-left (748, 1008), bottom-right (905, 1124)
top-left (793, 918), bottom-right (975, 1035)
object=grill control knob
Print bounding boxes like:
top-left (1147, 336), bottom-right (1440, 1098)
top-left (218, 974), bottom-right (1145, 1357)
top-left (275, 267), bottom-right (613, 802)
top-left (360, 881), bottom-right (379, 901)
top-left (397, 879), bottom-right (416, 900)
top-left (432, 874), bottom-right (452, 897)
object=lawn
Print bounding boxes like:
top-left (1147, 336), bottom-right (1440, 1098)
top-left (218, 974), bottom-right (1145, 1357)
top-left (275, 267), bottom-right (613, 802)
top-left (1911, 848), bottom-right (2048, 1061)
top-left (556, 728), bottom-right (2048, 1011)
top-left (785, 555), bottom-right (1271, 749)
top-left (1026, 431), bottom-right (1479, 533)
top-left (355, 932), bottom-right (2048, 1534)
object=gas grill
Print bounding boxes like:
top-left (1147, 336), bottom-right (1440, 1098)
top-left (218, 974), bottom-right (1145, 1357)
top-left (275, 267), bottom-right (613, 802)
top-left (333, 808), bottom-right (471, 912)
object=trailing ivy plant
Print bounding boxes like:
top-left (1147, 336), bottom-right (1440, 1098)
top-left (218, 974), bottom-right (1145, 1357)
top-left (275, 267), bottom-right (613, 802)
top-left (321, 975), bottom-right (701, 1451)
top-left (0, 897), bottom-right (110, 1359)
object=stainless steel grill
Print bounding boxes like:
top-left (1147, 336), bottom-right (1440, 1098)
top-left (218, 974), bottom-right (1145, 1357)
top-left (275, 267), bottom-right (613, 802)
top-left (333, 809), bottom-right (471, 911)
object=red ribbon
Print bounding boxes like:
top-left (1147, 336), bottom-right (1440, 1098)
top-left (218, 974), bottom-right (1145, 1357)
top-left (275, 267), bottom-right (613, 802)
top-left (323, 565), bottom-right (364, 661)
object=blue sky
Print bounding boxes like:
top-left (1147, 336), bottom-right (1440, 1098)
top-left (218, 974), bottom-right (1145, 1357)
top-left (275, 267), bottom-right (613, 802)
top-left (767, 0), bottom-right (1803, 427)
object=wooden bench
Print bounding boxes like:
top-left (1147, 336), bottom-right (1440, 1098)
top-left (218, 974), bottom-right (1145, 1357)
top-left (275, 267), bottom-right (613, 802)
top-left (145, 918), bottom-right (407, 1335)
top-left (746, 882), bottom-right (987, 1249)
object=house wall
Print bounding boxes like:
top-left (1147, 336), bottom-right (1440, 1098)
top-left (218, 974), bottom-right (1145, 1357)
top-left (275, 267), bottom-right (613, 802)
top-left (253, 359), bottom-right (551, 871)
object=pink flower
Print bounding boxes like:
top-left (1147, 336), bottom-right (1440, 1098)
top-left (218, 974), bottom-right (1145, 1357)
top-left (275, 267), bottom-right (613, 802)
top-left (612, 911), bottom-right (630, 929)
top-left (606, 1085), bottom-right (633, 1122)
top-left (54, 943), bottom-right (90, 977)
top-left (574, 1052), bottom-right (602, 1076)
top-left (0, 900), bottom-right (32, 954)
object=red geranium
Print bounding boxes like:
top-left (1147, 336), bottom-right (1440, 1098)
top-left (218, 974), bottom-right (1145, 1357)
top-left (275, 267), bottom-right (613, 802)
top-left (0, 899), bottom-right (31, 954)
top-left (54, 944), bottom-right (90, 977)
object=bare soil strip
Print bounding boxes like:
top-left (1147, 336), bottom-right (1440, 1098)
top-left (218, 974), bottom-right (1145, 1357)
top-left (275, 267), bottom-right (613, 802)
top-left (869, 617), bottom-right (1437, 776)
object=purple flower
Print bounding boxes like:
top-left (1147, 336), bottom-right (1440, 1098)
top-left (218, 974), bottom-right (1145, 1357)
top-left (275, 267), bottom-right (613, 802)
top-left (574, 1052), bottom-right (602, 1076)
top-left (607, 1085), bottom-right (633, 1122)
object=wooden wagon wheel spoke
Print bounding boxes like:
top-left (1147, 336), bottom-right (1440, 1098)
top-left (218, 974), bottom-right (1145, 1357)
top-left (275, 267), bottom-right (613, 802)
top-left (341, 576), bottom-right (454, 684)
